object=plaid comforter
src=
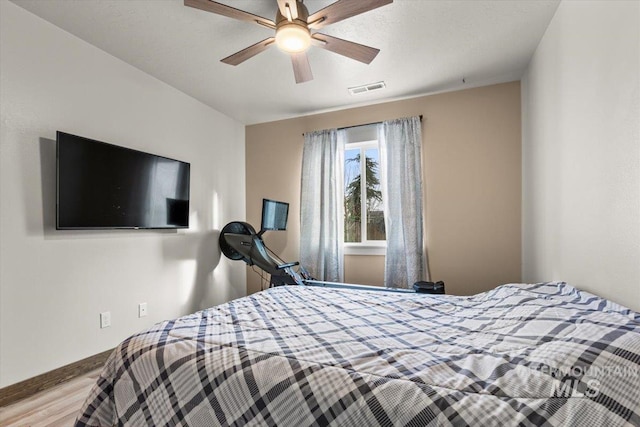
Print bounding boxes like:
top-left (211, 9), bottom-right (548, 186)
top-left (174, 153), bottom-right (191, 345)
top-left (75, 282), bottom-right (640, 426)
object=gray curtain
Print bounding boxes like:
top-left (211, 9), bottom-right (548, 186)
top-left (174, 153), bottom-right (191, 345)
top-left (300, 129), bottom-right (345, 281)
top-left (378, 116), bottom-right (429, 288)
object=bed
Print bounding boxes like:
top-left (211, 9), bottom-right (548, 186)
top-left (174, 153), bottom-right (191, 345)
top-left (75, 282), bottom-right (640, 426)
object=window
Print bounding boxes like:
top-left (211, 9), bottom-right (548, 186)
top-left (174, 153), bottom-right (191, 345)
top-left (344, 140), bottom-right (385, 255)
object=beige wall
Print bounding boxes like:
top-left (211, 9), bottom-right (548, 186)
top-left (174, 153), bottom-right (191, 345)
top-left (246, 82), bottom-right (521, 296)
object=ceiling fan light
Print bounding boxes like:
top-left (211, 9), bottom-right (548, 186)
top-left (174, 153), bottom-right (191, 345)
top-left (275, 24), bottom-right (311, 53)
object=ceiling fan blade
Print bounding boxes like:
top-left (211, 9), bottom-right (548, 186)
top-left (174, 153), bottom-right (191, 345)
top-left (185, 0), bottom-right (275, 28)
top-left (277, 0), bottom-right (298, 21)
top-left (291, 52), bottom-right (313, 83)
top-left (308, 0), bottom-right (393, 29)
top-left (221, 38), bottom-right (276, 66)
top-left (312, 33), bottom-right (379, 64)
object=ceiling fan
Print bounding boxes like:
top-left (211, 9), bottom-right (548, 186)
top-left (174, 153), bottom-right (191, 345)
top-left (184, 0), bottom-right (393, 83)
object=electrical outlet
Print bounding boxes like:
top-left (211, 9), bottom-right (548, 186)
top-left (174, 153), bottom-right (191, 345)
top-left (138, 303), bottom-right (148, 318)
top-left (100, 311), bottom-right (111, 328)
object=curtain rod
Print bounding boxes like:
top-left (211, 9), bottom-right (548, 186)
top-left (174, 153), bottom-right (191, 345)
top-left (303, 115), bottom-right (423, 136)
top-left (338, 115), bottom-right (423, 131)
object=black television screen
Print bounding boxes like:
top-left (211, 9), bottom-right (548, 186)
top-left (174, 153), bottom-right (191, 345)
top-left (261, 199), bottom-right (289, 231)
top-left (56, 131), bottom-right (190, 229)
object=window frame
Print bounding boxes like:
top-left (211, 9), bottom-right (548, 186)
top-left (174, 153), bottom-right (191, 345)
top-left (343, 139), bottom-right (386, 256)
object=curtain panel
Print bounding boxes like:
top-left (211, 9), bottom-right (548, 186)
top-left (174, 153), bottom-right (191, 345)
top-left (379, 116), bottom-right (429, 288)
top-left (300, 129), bottom-right (345, 282)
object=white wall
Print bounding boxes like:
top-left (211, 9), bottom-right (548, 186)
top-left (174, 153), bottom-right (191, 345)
top-left (522, 1), bottom-right (640, 311)
top-left (0, 1), bottom-right (246, 387)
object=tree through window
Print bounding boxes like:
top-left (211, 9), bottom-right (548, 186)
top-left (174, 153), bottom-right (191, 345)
top-left (344, 141), bottom-right (385, 244)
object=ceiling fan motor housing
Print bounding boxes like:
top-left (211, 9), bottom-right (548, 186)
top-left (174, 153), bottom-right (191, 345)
top-left (275, 1), bottom-right (309, 26)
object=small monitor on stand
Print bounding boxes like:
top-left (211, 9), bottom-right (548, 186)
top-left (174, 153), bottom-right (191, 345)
top-left (259, 198), bottom-right (289, 237)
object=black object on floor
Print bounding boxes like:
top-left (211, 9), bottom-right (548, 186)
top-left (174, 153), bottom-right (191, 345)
top-left (413, 281), bottom-right (445, 294)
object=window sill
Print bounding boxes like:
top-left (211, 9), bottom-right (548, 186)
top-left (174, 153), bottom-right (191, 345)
top-left (344, 244), bottom-right (386, 256)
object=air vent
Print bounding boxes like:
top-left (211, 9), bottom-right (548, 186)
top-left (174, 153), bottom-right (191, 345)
top-left (348, 81), bottom-right (386, 95)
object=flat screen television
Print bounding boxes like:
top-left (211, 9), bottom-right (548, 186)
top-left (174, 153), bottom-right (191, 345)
top-left (261, 198), bottom-right (289, 232)
top-left (56, 131), bottom-right (190, 230)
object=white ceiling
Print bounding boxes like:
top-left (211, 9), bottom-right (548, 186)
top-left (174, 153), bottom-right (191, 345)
top-left (11, 0), bottom-right (559, 125)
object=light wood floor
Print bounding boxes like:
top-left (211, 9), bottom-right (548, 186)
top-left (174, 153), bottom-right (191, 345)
top-left (0, 369), bottom-right (100, 427)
